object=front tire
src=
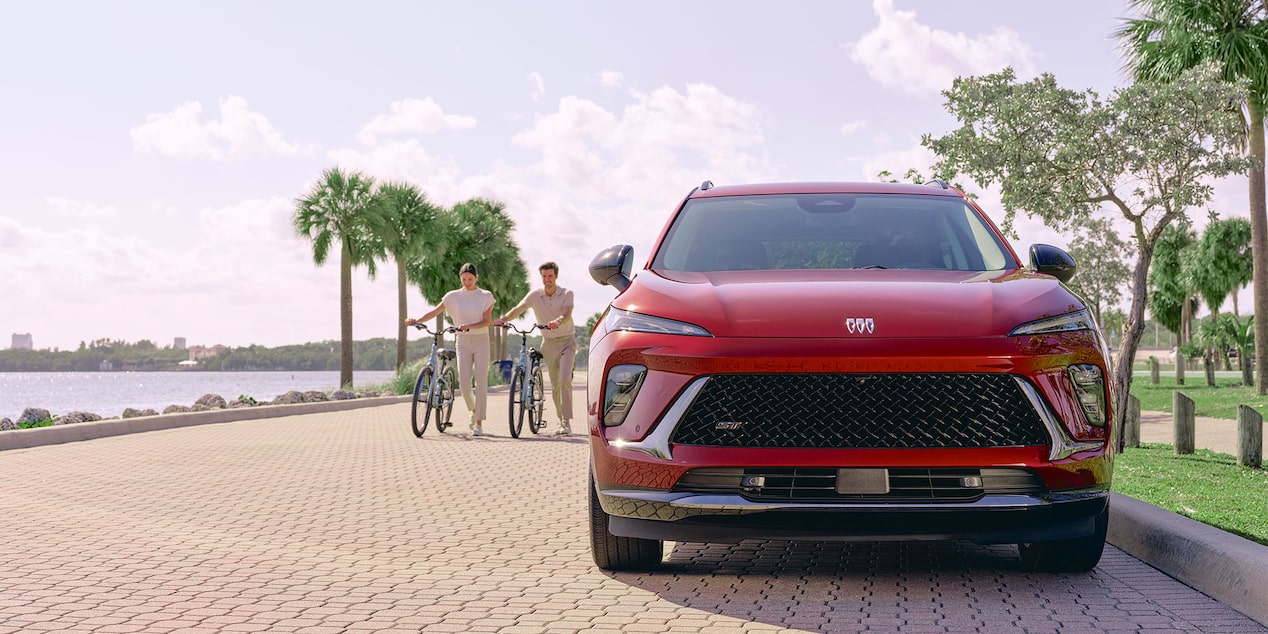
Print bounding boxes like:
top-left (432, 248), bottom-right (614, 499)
top-left (508, 369), bottom-right (525, 438)
top-left (528, 364), bottom-right (546, 435)
top-left (589, 469), bottom-right (663, 571)
top-left (411, 367), bottom-right (433, 437)
top-left (1018, 504), bottom-right (1109, 572)
top-left (435, 365), bottom-right (457, 432)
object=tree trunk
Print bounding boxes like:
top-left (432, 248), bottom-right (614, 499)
top-left (396, 259), bottom-right (408, 372)
top-left (1176, 296), bottom-right (1190, 385)
top-left (1248, 100), bottom-right (1268, 396)
top-left (1113, 247), bottom-right (1155, 431)
top-left (339, 241), bottom-right (354, 389)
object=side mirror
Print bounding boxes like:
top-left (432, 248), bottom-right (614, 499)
top-left (1029, 244), bottom-right (1076, 283)
top-left (589, 244), bottom-right (634, 292)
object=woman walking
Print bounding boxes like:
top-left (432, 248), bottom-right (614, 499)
top-left (406, 263), bottom-right (496, 436)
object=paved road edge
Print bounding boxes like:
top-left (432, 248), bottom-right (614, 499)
top-left (0, 395), bottom-right (412, 451)
top-left (1108, 491), bottom-right (1268, 626)
top-left (5, 404), bottom-right (1266, 628)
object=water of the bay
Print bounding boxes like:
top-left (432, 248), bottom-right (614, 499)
top-left (0, 371), bottom-right (398, 421)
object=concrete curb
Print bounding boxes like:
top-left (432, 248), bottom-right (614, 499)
top-left (1108, 492), bottom-right (1268, 626)
top-left (0, 395), bottom-right (412, 451)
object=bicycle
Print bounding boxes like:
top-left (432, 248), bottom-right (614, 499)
top-left (409, 323), bottom-right (460, 437)
top-left (502, 323), bottom-right (547, 438)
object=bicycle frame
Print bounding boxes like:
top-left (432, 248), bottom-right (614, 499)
top-left (410, 323), bottom-right (458, 436)
top-left (503, 323), bottom-right (546, 437)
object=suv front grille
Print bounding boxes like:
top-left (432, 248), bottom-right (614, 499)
top-left (673, 467), bottom-right (1048, 503)
top-left (669, 373), bottom-right (1050, 449)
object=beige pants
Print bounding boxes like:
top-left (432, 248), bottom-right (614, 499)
top-left (456, 332), bottom-right (490, 421)
top-left (540, 336), bottom-right (575, 422)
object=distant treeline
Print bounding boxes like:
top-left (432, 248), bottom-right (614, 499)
top-left (0, 334), bottom-right (590, 372)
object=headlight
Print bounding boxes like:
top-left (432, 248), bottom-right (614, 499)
top-left (603, 364), bottom-right (647, 426)
top-left (602, 307), bottom-right (712, 337)
top-left (1067, 363), bottom-right (1107, 427)
top-left (1008, 309), bottom-right (1094, 336)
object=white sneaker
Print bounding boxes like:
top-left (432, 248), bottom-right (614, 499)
top-left (471, 420), bottom-right (484, 436)
top-left (555, 421), bottom-right (572, 436)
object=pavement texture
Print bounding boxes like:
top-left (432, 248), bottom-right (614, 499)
top-left (0, 390), bottom-right (1265, 632)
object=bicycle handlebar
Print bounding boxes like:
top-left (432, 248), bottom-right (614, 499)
top-left (410, 323), bottom-right (460, 335)
top-left (500, 323), bottom-right (547, 335)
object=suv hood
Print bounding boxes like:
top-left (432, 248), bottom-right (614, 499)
top-left (613, 269), bottom-right (1084, 339)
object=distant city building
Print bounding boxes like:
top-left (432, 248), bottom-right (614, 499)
top-left (99, 360), bottom-right (113, 371)
top-left (174, 337), bottom-right (186, 350)
top-left (11, 333), bottom-right (33, 350)
top-left (188, 344), bottom-right (227, 360)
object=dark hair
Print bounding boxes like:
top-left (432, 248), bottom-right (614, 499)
top-left (459, 263), bottom-right (478, 276)
top-left (539, 261), bottom-right (559, 274)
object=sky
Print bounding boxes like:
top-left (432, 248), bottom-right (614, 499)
top-left (0, 0), bottom-right (1253, 352)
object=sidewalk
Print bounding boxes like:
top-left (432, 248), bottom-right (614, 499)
top-left (1137, 409), bottom-right (1264, 456)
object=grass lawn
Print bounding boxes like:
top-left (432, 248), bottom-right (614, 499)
top-left (1114, 443), bottom-right (1268, 546)
top-left (1129, 376), bottom-right (1268, 420)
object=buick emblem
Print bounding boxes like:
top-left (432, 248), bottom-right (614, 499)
top-left (846, 317), bottom-right (875, 334)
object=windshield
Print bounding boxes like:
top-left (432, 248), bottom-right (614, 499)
top-left (650, 193), bottom-right (1017, 272)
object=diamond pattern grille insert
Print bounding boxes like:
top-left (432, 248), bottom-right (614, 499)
top-left (673, 467), bottom-right (1048, 503)
top-left (670, 373), bottom-right (1050, 448)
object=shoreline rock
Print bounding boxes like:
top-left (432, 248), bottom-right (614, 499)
top-left (3, 389), bottom-right (386, 430)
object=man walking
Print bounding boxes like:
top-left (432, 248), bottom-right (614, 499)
top-left (496, 262), bottom-right (576, 435)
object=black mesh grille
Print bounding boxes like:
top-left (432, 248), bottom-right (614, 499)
top-left (669, 373), bottom-right (1049, 449)
top-left (673, 467), bottom-right (1047, 503)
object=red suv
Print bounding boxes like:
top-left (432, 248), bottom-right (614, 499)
top-left (585, 181), bottom-right (1115, 572)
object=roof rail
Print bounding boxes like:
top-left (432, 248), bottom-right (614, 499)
top-left (927, 178), bottom-right (949, 189)
top-left (700, 180), bottom-right (714, 191)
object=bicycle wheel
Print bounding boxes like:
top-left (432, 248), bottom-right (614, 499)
top-left (528, 364), bottom-right (546, 435)
top-left (411, 367), bottom-right (433, 437)
top-left (435, 364), bottom-right (457, 432)
top-left (508, 368), bottom-right (525, 438)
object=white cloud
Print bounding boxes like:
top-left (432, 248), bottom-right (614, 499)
top-left (840, 120), bottom-right (866, 136)
top-left (44, 196), bottom-right (117, 220)
top-left (597, 70), bottom-right (623, 88)
top-left (130, 96), bottom-right (306, 161)
top-left (355, 98), bottom-right (477, 145)
top-left (848, 0), bottom-right (1036, 97)
top-left (528, 72), bottom-right (546, 102)
top-left (326, 140), bottom-right (466, 205)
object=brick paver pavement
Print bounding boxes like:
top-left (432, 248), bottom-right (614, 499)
top-left (1, 400), bottom-right (1264, 633)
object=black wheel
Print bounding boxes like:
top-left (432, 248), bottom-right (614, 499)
top-left (508, 368), bottom-right (525, 438)
top-left (435, 365), bottom-right (457, 433)
top-left (589, 468), bottom-right (663, 571)
top-left (528, 364), bottom-right (546, 435)
top-left (1018, 503), bottom-right (1109, 572)
top-left (411, 367), bottom-right (433, 437)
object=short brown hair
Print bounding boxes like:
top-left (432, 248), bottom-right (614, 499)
top-left (460, 262), bottom-right (478, 276)
top-left (539, 261), bottom-right (559, 274)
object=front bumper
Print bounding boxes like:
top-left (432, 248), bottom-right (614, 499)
top-left (597, 485), bottom-right (1110, 544)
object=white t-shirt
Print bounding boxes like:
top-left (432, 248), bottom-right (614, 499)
top-left (442, 288), bottom-right (495, 335)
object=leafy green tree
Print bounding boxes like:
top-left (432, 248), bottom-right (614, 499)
top-left (1184, 215), bottom-right (1253, 375)
top-left (1149, 224), bottom-right (1199, 383)
top-left (924, 65), bottom-right (1251, 426)
top-left (293, 167), bottom-right (384, 388)
top-left (1066, 217), bottom-right (1131, 327)
top-left (407, 197), bottom-right (530, 358)
top-left (1117, 0), bottom-right (1268, 395)
top-left (375, 181), bottom-right (444, 371)
top-left (1187, 215), bottom-right (1253, 317)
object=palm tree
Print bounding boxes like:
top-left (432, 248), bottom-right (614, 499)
top-left (1117, 0), bottom-right (1268, 393)
top-left (407, 198), bottom-right (530, 359)
top-left (375, 181), bottom-right (443, 371)
top-left (293, 167), bottom-right (383, 388)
